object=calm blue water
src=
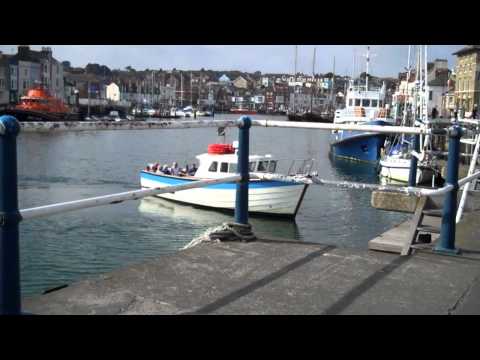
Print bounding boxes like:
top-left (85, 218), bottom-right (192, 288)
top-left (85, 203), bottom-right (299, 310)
top-left (17, 115), bottom-right (408, 296)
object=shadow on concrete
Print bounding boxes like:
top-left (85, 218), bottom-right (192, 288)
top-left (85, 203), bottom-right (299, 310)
top-left (321, 255), bottom-right (410, 315)
top-left (190, 245), bottom-right (336, 314)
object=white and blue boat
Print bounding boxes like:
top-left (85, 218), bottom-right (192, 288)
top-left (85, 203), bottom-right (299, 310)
top-left (330, 47), bottom-right (395, 163)
top-left (139, 143), bottom-right (311, 218)
top-left (330, 81), bottom-right (395, 163)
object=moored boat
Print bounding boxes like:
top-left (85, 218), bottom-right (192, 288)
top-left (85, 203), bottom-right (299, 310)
top-left (330, 47), bottom-right (396, 163)
top-left (139, 143), bottom-right (311, 218)
top-left (1, 85), bottom-right (78, 121)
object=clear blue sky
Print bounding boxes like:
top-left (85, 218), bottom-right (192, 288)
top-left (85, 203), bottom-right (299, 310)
top-left (0, 45), bottom-right (463, 77)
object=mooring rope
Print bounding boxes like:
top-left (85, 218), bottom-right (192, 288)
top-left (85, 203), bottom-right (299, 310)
top-left (182, 222), bottom-right (256, 250)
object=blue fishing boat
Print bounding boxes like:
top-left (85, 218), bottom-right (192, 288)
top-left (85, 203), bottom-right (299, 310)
top-left (330, 47), bottom-right (396, 163)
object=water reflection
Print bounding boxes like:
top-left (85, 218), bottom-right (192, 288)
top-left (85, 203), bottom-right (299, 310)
top-left (328, 154), bottom-right (380, 183)
top-left (138, 197), bottom-right (301, 240)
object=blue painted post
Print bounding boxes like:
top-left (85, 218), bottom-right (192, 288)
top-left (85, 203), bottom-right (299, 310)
top-left (0, 115), bottom-right (22, 315)
top-left (408, 134), bottom-right (419, 186)
top-left (235, 116), bottom-right (251, 225)
top-left (435, 125), bottom-right (462, 255)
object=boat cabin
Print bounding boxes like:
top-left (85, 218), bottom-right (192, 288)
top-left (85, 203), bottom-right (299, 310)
top-left (335, 81), bottom-right (391, 123)
top-left (194, 144), bottom-right (277, 179)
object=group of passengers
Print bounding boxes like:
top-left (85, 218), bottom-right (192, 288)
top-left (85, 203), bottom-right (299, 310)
top-left (145, 162), bottom-right (197, 176)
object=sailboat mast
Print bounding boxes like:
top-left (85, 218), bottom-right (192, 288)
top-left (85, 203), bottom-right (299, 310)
top-left (310, 47), bottom-right (316, 112)
top-left (424, 45), bottom-right (428, 123)
top-left (293, 45), bottom-right (298, 113)
top-left (180, 71), bottom-right (183, 108)
top-left (402, 45), bottom-right (411, 127)
top-left (331, 56), bottom-right (335, 108)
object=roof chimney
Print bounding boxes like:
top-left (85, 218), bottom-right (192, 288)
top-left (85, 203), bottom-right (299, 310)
top-left (18, 45), bottom-right (30, 59)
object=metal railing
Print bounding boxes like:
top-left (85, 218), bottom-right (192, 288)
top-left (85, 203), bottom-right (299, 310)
top-left (0, 115), bottom-right (252, 315)
top-left (2, 114), bottom-right (479, 315)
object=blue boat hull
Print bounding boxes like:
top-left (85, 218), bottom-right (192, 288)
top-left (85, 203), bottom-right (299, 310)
top-left (330, 120), bottom-right (389, 162)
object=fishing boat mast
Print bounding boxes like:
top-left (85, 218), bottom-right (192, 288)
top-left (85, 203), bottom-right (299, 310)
top-left (293, 45), bottom-right (298, 114)
top-left (310, 47), bottom-right (316, 113)
top-left (365, 46), bottom-right (370, 91)
top-left (331, 56), bottom-right (335, 111)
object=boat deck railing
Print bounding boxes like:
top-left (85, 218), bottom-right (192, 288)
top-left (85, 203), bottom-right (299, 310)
top-left (2, 115), bottom-right (480, 315)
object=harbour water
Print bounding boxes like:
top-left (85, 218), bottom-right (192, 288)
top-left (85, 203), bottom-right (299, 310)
top-left (18, 115), bottom-right (408, 296)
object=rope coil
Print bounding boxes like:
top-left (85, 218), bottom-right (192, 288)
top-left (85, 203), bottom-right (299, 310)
top-left (182, 222), bottom-right (256, 250)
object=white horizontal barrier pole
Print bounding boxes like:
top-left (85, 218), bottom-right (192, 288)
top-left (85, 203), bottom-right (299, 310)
top-left (253, 172), bottom-right (455, 197)
top-left (458, 170), bottom-right (480, 187)
top-left (251, 119), bottom-right (428, 135)
top-left (311, 177), bottom-right (454, 197)
top-left (20, 175), bottom-right (241, 220)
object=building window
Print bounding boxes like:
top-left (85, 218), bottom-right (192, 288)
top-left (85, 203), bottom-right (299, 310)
top-left (0, 79), bottom-right (4, 90)
top-left (11, 80), bottom-right (15, 89)
top-left (371, 99), bottom-right (378, 107)
top-left (429, 91), bottom-right (432, 101)
top-left (24, 69), bottom-right (28, 76)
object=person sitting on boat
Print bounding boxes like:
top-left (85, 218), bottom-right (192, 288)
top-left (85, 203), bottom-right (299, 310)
top-left (145, 165), bottom-right (151, 172)
top-left (152, 163), bottom-right (159, 172)
top-left (171, 162), bottom-right (180, 176)
top-left (188, 163), bottom-right (197, 176)
top-left (161, 164), bottom-right (170, 175)
top-left (179, 164), bottom-right (189, 176)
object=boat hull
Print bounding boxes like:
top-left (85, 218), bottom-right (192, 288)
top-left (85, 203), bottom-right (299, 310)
top-left (330, 120), bottom-right (389, 162)
top-left (288, 113), bottom-right (333, 123)
top-left (379, 158), bottom-right (433, 184)
top-left (140, 171), bottom-right (308, 217)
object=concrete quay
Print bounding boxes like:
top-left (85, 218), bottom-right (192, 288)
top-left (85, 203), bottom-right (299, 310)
top-left (19, 119), bottom-right (239, 132)
top-left (23, 220), bottom-right (480, 315)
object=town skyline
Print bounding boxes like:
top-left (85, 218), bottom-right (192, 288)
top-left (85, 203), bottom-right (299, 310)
top-left (0, 45), bottom-right (464, 78)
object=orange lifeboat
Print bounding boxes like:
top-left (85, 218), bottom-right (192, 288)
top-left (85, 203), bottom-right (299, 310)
top-left (15, 86), bottom-right (70, 115)
top-left (208, 144), bottom-right (235, 154)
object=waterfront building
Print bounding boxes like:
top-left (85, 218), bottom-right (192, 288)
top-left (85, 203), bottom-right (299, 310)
top-left (233, 76), bottom-right (248, 89)
top-left (1, 46), bottom-right (65, 103)
top-left (441, 73), bottom-right (456, 117)
top-left (289, 92), bottom-right (327, 112)
top-left (106, 82), bottom-right (120, 102)
top-left (453, 45), bottom-right (480, 114)
top-left (0, 52), bottom-right (10, 106)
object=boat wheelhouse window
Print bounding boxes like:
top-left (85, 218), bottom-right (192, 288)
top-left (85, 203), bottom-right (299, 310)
top-left (249, 162), bottom-right (256, 172)
top-left (208, 161), bottom-right (218, 172)
top-left (257, 161), bottom-right (269, 172)
top-left (371, 99), bottom-right (378, 107)
top-left (268, 160), bottom-right (277, 173)
top-left (355, 99), bottom-right (361, 106)
top-left (349, 99), bottom-right (353, 106)
top-left (220, 162), bottom-right (228, 173)
top-left (228, 163), bottom-right (237, 173)
top-left (362, 99), bottom-right (370, 107)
